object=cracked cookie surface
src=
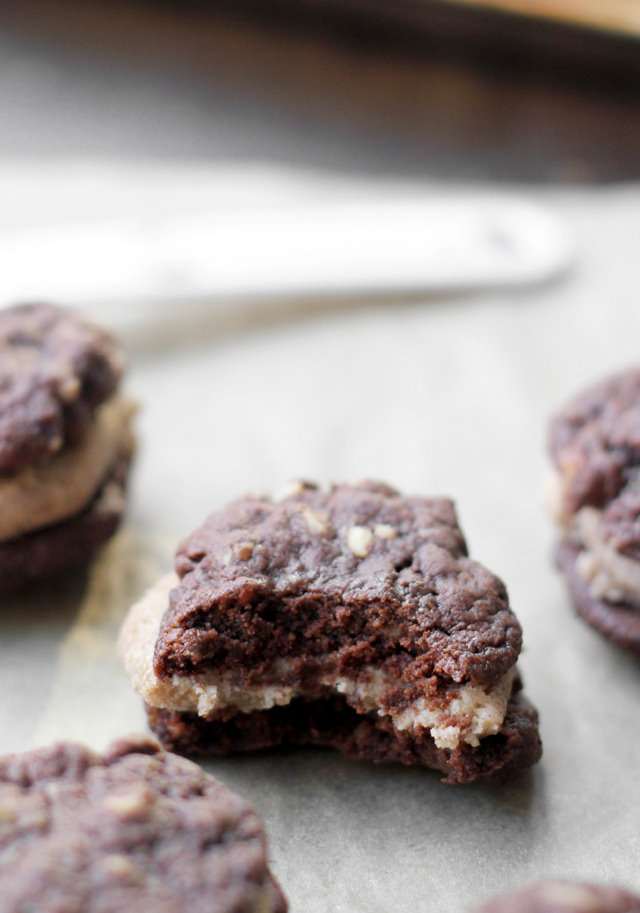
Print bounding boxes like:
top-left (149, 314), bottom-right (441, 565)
top-left (0, 736), bottom-right (287, 913)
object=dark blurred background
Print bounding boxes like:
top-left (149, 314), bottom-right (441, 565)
top-left (1, 0), bottom-right (638, 183)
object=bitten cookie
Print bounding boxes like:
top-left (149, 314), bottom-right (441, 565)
top-left (548, 369), bottom-right (640, 650)
top-left (0, 736), bottom-right (287, 913)
top-left (0, 303), bottom-right (136, 590)
top-left (473, 881), bottom-right (640, 912)
top-left (119, 480), bottom-right (541, 784)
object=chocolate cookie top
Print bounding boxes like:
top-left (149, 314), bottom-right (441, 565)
top-left (0, 736), bottom-right (286, 913)
top-left (154, 481), bottom-right (522, 687)
top-left (474, 881), bottom-right (640, 913)
top-left (549, 368), bottom-right (640, 514)
top-left (0, 303), bottom-right (124, 474)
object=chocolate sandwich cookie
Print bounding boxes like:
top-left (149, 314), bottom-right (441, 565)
top-left (119, 480), bottom-right (541, 784)
top-left (0, 303), bottom-right (135, 590)
top-left (0, 736), bottom-right (287, 913)
top-left (548, 368), bottom-right (640, 650)
top-left (473, 881), bottom-right (640, 912)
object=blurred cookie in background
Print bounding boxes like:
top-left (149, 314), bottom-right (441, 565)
top-left (473, 881), bottom-right (640, 912)
top-left (548, 368), bottom-right (640, 651)
top-left (0, 303), bottom-right (136, 592)
top-left (0, 735), bottom-right (287, 913)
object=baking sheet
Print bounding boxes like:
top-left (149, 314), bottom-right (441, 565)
top-left (3, 177), bottom-right (640, 912)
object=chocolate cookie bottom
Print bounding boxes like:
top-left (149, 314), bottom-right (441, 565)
top-left (555, 541), bottom-right (640, 652)
top-left (473, 880), bottom-right (640, 913)
top-left (147, 685), bottom-right (541, 785)
top-left (0, 449), bottom-right (132, 593)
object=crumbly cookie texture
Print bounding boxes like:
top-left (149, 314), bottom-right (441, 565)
top-left (472, 881), bottom-right (640, 913)
top-left (120, 573), bottom-right (516, 752)
top-left (0, 736), bottom-right (287, 913)
top-left (549, 369), bottom-right (640, 649)
top-left (119, 481), bottom-right (541, 783)
top-left (0, 302), bottom-right (124, 473)
top-left (0, 303), bottom-right (136, 590)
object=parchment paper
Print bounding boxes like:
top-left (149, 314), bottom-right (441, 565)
top-left (2, 173), bottom-right (640, 912)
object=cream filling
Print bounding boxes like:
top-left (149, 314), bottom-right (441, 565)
top-left (573, 506), bottom-right (640, 604)
top-left (119, 575), bottom-right (514, 751)
top-left (543, 469), bottom-right (573, 528)
top-left (546, 470), bottom-right (640, 604)
top-left (528, 883), bottom-right (603, 912)
top-left (0, 394), bottom-right (135, 543)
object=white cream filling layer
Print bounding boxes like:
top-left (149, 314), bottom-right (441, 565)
top-left (547, 470), bottom-right (640, 604)
top-left (543, 469), bottom-right (572, 528)
top-left (573, 506), bottom-right (640, 604)
top-left (0, 394), bottom-right (135, 543)
top-left (118, 575), bottom-right (514, 751)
